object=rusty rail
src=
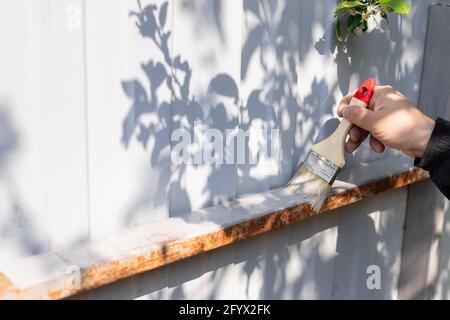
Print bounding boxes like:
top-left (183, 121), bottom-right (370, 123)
top-left (0, 168), bottom-right (428, 299)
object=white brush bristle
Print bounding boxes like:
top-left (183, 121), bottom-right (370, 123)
top-left (285, 166), bottom-right (331, 212)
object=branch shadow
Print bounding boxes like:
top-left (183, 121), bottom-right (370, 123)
top-left (105, 0), bottom-right (423, 300)
top-left (0, 105), bottom-right (48, 267)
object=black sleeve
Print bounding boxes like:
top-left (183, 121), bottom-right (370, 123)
top-left (414, 117), bottom-right (450, 200)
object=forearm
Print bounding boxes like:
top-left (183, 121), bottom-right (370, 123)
top-left (414, 117), bottom-right (450, 199)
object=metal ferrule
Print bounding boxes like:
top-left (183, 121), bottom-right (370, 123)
top-left (303, 150), bottom-right (340, 185)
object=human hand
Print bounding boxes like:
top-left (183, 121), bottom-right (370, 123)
top-left (337, 85), bottom-right (435, 158)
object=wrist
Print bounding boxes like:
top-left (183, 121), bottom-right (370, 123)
top-left (413, 117), bottom-right (435, 158)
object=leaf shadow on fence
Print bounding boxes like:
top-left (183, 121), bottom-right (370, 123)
top-left (114, 0), bottom-right (314, 300)
top-left (0, 106), bottom-right (48, 266)
top-left (94, 0), bottom-right (425, 300)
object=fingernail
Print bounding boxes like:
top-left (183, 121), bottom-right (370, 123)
top-left (343, 106), bottom-right (349, 118)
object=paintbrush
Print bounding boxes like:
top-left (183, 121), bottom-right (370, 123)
top-left (285, 78), bottom-right (376, 212)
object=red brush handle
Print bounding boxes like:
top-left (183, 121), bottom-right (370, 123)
top-left (353, 77), bottom-right (376, 105)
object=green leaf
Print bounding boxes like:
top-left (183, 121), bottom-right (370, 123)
top-left (335, 19), bottom-right (345, 41)
top-left (336, 0), bottom-right (363, 10)
top-left (361, 20), bottom-right (368, 32)
top-left (379, 0), bottom-right (410, 14)
top-left (334, 1), bottom-right (363, 17)
top-left (347, 14), bottom-right (363, 32)
top-left (334, 7), bottom-right (351, 18)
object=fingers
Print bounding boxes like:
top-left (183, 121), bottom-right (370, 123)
top-left (345, 127), bottom-right (369, 153)
top-left (345, 134), bottom-right (385, 153)
top-left (337, 89), bottom-right (357, 117)
top-left (340, 88), bottom-right (372, 154)
top-left (339, 85), bottom-right (388, 154)
top-left (349, 126), bottom-right (360, 142)
top-left (344, 131), bottom-right (385, 154)
top-left (370, 135), bottom-right (385, 153)
top-left (342, 105), bottom-right (376, 131)
top-left (340, 85), bottom-right (392, 114)
top-left (344, 141), bottom-right (359, 153)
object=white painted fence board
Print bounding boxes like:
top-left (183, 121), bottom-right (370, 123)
top-left (0, 0), bottom-right (46, 263)
top-left (412, 3), bottom-right (450, 300)
top-left (28, 0), bottom-right (89, 250)
top-left (84, 0), bottom-right (128, 240)
top-left (331, 188), bottom-right (406, 299)
top-left (167, 0), bottom-right (242, 299)
top-left (169, 0), bottom-right (241, 217)
top-left (85, 0), bottom-right (172, 241)
top-left (434, 200), bottom-right (450, 300)
top-left (284, 213), bottom-right (338, 299)
top-left (0, 0), bottom-right (89, 265)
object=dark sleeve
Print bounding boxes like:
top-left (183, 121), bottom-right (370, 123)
top-left (414, 117), bottom-right (450, 200)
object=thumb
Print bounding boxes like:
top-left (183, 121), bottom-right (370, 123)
top-left (342, 105), bottom-right (376, 131)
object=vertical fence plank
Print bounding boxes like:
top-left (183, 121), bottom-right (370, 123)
top-left (85, 0), bottom-right (172, 241)
top-left (331, 189), bottom-right (407, 299)
top-left (0, 0), bottom-right (90, 266)
top-left (84, 0), bottom-right (127, 239)
top-left (84, 0), bottom-right (174, 299)
top-left (169, 0), bottom-right (241, 216)
top-left (167, 0), bottom-right (242, 299)
top-left (232, 0), bottom-right (299, 299)
top-left (238, 0), bottom-right (275, 195)
top-left (399, 4), bottom-right (450, 300)
top-left (30, 0), bottom-right (90, 250)
top-left (0, 0), bottom-right (50, 263)
top-left (399, 180), bottom-right (446, 299)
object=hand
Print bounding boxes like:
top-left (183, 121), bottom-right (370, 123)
top-left (337, 85), bottom-right (435, 158)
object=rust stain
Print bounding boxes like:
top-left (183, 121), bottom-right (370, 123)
top-left (1, 168), bottom-right (428, 300)
top-left (0, 272), bottom-right (35, 299)
top-left (48, 290), bottom-right (64, 300)
top-left (0, 272), bottom-right (15, 298)
top-left (45, 287), bottom-right (84, 300)
top-left (80, 249), bottom-right (166, 292)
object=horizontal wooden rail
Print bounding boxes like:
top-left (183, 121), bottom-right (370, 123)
top-left (0, 162), bottom-right (429, 299)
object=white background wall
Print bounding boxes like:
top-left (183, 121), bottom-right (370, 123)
top-left (1, 0), bottom-right (449, 299)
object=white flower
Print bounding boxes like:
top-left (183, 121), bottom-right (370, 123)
top-left (367, 9), bottom-right (383, 33)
